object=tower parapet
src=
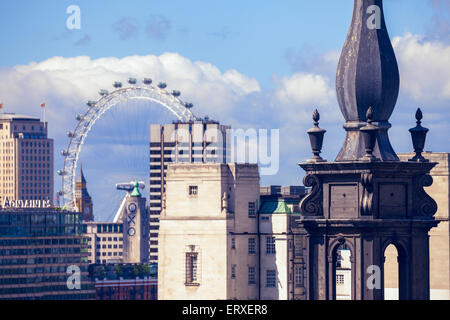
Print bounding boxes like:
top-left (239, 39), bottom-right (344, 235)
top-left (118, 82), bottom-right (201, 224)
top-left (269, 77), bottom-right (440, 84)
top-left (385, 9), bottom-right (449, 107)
top-left (293, 0), bottom-right (439, 300)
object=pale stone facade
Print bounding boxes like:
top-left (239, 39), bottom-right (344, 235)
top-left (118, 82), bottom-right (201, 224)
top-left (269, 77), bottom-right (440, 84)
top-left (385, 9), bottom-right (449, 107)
top-left (158, 163), bottom-right (260, 300)
top-left (149, 121), bottom-right (230, 263)
top-left (335, 250), bottom-right (352, 300)
top-left (122, 194), bottom-right (149, 263)
top-left (389, 152), bottom-right (450, 300)
top-left (0, 114), bottom-right (53, 206)
top-left (259, 211), bottom-right (292, 300)
top-left (84, 222), bottom-right (124, 264)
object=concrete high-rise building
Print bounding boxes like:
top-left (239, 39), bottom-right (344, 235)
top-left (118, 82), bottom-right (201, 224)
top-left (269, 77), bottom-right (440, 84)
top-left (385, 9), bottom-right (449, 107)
top-left (0, 113), bottom-right (53, 206)
top-left (148, 120), bottom-right (230, 263)
top-left (0, 207), bottom-right (94, 300)
top-left (75, 165), bottom-right (94, 222)
top-left (158, 163), bottom-right (260, 300)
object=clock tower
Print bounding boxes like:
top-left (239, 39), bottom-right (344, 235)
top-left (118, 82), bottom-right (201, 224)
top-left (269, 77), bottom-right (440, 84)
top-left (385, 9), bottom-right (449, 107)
top-left (75, 165), bottom-right (94, 222)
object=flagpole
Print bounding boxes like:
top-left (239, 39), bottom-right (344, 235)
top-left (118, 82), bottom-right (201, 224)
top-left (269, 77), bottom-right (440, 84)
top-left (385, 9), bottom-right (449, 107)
top-left (41, 102), bottom-right (46, 130)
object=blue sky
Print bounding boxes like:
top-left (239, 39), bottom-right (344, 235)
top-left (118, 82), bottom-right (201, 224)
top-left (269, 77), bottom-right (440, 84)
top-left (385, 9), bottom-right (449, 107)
top-left (0, 1), bottom-right (449, 221)
top-left (0, 0), bottom-right (436, 84)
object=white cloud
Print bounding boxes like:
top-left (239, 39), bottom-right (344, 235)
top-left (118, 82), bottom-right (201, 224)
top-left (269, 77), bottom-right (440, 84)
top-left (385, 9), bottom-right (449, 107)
top-left (0, 53), bottom-right (261, 137)
top-left (1, 38), bottom-right (448, 220)
top-left (393, 33), bottom-right (450, 103)
top-left (274, 73), bottom-right (334, 107)
top-left (272, 72), bottom-right (340, 125)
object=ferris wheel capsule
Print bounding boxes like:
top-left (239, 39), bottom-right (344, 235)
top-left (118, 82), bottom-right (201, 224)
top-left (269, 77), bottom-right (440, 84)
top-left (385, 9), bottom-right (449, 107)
top-left (128, 78), bottom-right (137, 85)
top-left (76, 114), bottom-right (84, 121)
top-left (61, 150), bottom-right (70, 157)
top-left (158, 82), bottom-right (167, 89)
top-left (57, 170), bottom-right (66, 176)
top-left (57, 190), bottom-right (64, 196)
top-left (143, 78), bottom-right (153, 85)
top-left (185, 102), bottom-right (194, 109)
top-left (99, 89), bottom-right (109, 96)
top-left (113, 82), bottom-right (123, 88)
top-left (67, 131), bottom-right (75, 138)
top-left (87, 101), bottom-right (96, 107)
top-left (172, 90), bottom-right (181, 97)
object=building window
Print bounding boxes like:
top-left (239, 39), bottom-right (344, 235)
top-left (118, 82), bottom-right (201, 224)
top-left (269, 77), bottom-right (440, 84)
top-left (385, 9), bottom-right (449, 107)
top-left (189, 186), bottom-right (198, 196)
top-left (266, 270), bottom-right (276, 288)
top-left (231, 238), bottom-right (236, 250)
top-left (248, 202), bottom-right (256, 218)
top-left (186, 252), bottom-right (199, 286)
top-left (248, 267), bottom-right (256, 285)
top-left (266, 236), bottom-right (276, 254)
top-left (231, 265), bottom-right (236, 279)
top-left (336, 274), bottom-right (345, 285)
top-left (248, 238), bottom-right (256, 255)
top-left (295, 266), bottom-right (303, 287)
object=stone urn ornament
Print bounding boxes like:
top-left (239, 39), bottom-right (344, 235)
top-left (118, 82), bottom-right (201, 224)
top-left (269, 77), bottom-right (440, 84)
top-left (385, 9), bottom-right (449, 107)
top-left (306, 109), bottom-right (327, 163)
top-left (409, 108), bottom-right (430, 162)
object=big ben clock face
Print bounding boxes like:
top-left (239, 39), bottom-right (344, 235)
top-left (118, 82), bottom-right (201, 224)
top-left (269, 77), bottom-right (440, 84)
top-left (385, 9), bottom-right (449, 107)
top-left (128, 203), bottom-right (137, 213)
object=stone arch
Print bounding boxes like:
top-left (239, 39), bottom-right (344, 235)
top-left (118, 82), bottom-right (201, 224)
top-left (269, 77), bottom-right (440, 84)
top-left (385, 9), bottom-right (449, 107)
top-left (328, 237), bottom-right (355, 300)
top-left (381, 238), bottom-right (409, 300)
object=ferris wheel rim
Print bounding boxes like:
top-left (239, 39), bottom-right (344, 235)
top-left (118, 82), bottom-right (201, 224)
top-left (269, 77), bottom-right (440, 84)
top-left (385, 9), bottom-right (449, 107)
top-left (59, 84), bottom-right (197, 211)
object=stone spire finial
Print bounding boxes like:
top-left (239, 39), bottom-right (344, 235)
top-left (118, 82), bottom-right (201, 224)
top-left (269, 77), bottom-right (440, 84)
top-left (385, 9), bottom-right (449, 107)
top-left (335, 0), bottom-right (400, 161)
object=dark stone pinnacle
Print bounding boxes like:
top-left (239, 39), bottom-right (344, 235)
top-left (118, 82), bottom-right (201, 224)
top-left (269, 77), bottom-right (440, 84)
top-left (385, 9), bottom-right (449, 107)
top-left (335, 0), bottom-right (400, 161)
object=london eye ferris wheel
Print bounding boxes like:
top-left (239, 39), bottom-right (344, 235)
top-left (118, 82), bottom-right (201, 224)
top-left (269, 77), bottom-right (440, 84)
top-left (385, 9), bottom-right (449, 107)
top-left (57, 77), bottom-right (198, 219)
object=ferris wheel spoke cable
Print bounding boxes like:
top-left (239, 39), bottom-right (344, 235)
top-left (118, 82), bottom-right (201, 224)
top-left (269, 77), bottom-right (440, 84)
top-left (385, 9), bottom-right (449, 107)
top-left (78, 99), bottom-right (164, 220)
top-left (59, 80), bottom-right (197, 212)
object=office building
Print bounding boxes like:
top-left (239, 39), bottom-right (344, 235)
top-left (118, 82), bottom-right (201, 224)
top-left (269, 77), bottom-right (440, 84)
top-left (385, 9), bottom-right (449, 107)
top-left (84, 222), bottom-right (124, 264)
top-left (0, 113), bottom-right (53, 206)
top-left (158, 163), bottom-right (260, 300)
top-left (89, 263), bottom-right (157, 300)
top-left (84, 183), bottom-right (149, 264)
top-left (148, 120), bottom-right (230, 263)
top-left (258, 185), bottom-right (306, 300)
top-left (0, 207), bottom-right (94, 300)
